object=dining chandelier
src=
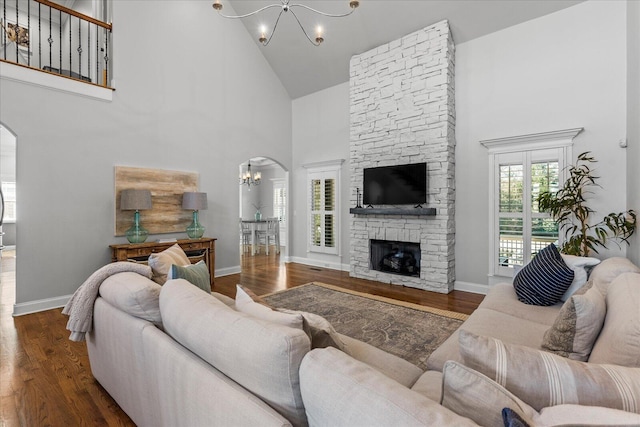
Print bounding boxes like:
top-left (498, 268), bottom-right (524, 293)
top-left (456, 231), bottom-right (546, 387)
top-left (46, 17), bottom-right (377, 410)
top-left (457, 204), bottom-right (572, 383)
top-left (212, 0), bottom-right (360, 46)
top-left (240, 161), bottom-right (262, 189)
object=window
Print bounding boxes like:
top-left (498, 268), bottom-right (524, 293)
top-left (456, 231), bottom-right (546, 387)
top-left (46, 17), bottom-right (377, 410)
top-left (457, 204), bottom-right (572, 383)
top-left (1, 181), bottom-right (16, 222)
top-left (273, 180), bottom-right (286, 223)
top-left (304, 160), bottom-right (343, 255)
top-left (482, 129), bottom-right (581, 278)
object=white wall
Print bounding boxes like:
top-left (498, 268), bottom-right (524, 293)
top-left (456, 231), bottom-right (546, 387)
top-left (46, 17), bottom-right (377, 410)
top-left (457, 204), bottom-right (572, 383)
top-left (455, 0), bottom-right (629, 289)
top-left (627, 0), bottom-right (640, 265)
top-left (0, 1), bottom-right (292, 311)
top-left (291, 82), bottom-right (350, 270)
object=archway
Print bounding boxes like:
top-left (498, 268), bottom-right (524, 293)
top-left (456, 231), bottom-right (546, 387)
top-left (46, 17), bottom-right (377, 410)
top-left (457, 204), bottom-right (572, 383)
top-left (238, 157), bottom-right (289, 265)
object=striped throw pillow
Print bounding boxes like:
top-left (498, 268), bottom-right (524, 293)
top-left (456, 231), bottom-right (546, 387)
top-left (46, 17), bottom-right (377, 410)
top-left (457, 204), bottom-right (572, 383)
top-left (168, 261), bottom-right (211, 293)
top-left (459, 330), bottom-right (640, 413)
top-left (513, 244), bottom-right (574, 306)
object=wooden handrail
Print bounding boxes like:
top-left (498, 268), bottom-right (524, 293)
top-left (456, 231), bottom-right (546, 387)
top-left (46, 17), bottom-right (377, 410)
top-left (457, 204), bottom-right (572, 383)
top-left (34, 0), bottom-right (112, 30)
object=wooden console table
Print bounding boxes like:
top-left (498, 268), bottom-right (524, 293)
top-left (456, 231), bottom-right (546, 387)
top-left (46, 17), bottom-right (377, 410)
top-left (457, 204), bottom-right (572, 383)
top-left (109, 238), bottom-right (216, 285)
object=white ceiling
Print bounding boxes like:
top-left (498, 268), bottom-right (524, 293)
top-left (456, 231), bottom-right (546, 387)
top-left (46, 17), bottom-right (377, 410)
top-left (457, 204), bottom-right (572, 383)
top-left (222, 0), bottom-right (585, 99)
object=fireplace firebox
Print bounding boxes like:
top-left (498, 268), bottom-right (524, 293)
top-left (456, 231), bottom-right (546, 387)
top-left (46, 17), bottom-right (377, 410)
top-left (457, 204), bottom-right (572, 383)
top-left (369, 239), bottom-right (421, 277)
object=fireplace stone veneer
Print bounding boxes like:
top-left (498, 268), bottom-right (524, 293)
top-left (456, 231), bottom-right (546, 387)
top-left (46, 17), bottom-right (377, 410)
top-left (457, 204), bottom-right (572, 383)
top-left (349, 21), bottom-right (456, 293)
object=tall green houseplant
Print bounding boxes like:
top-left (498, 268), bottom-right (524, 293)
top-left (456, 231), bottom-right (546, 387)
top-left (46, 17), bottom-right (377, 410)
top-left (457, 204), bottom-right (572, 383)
top-left (537, 152), bottom-right (636, 256)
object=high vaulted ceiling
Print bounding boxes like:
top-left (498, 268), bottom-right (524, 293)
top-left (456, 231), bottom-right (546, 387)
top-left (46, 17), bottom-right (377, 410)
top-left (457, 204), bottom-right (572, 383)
top-left (221, 0), bottom-right (584, 99)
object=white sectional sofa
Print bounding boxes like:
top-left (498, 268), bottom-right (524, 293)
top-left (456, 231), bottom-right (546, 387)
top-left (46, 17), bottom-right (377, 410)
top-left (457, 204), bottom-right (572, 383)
top-left (85, 257), bottom-right (640, 426)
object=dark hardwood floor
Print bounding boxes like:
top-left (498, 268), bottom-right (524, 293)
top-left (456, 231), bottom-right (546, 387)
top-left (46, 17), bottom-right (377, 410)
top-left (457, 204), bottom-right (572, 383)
top-left (1, 251), bottom-right (483, 426)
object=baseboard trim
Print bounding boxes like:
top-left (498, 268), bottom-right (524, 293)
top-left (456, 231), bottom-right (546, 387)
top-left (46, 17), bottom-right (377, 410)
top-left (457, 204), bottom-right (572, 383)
top-left (288, 256), bottom-right (350, 272)
top-left (215, 265), bottom-right (241, 277)
top-left (13, 294), bottom-right (71, 316)
top-left (454, 280), bottom-right (488, 295)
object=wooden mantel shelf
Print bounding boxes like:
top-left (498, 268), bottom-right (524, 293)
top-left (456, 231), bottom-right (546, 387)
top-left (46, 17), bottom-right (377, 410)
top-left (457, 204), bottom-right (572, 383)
top-left (349, 207), bottom-right (436, 216)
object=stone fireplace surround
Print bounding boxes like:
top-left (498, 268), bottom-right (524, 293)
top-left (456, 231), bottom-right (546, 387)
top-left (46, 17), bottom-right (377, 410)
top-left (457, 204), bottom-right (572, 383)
top-left (349, 20), bottom-right (456, 293)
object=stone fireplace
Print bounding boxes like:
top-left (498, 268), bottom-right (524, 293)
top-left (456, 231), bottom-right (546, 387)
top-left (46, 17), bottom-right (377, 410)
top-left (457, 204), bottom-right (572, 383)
top-left (349, 21), bottom-right (456, 293)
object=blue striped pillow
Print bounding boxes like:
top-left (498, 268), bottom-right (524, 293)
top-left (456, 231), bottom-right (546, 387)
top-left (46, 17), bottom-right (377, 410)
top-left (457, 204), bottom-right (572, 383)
top-left (513, 244), bottom-right (574, 306)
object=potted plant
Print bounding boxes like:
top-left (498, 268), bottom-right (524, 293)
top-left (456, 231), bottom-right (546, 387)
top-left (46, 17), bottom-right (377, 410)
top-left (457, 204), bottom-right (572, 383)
top-left (537, 152), bottom-right (636, 256)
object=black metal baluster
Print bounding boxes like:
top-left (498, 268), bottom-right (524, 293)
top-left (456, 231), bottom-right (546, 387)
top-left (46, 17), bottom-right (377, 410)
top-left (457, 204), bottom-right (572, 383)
top-left (38, 2), bottom-right (41, 69)
top-left (48, 5), bottom-right (52, 68)
top-left (87, 22), bottom-right (90, 82)
top-left (95, 24), bottom-right (98, 83)
top-left (14, 0), bottom-right (17, 62)
top-left (104, 28), bottom-right (108, 86)
top-left (68, 14), bottom-right (71, 76)
top-left (3, 0), bottom-right (6, 60)
top-left (77, 17), bottom-right (81, 79)
top-left (58, 9), bottom-right (61, 75)
top-left (26, 0), bottom-right (29, 66)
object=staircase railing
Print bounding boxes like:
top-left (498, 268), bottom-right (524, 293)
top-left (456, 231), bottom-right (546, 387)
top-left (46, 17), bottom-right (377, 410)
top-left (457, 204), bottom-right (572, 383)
top-left (1, 0), bottom-right (113, 88)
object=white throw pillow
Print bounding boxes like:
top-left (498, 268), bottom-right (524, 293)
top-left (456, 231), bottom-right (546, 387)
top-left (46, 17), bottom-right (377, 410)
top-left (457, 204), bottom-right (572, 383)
top-left (235, 285), bottom-right (304, 330)
top-left (560, 254), bottom-right (601, 301)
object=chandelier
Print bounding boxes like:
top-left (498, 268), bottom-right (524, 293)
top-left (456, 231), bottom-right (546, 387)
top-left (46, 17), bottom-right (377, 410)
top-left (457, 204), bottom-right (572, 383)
top-left (212, 0), bottom-right (360, 46)
top-left (240, 161), bottom-right (262, 189)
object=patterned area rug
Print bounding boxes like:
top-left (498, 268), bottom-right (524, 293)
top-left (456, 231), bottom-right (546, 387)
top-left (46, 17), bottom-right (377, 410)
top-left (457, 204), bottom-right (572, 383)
top-left (262, 282), bottom-right (468, 370)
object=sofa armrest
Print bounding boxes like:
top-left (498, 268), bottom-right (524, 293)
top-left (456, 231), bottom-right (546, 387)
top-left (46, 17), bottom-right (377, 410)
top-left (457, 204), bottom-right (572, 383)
top-left (299, 347), bottom-right (478, 427)
top-left (338, 333), bottom-right (423, 387)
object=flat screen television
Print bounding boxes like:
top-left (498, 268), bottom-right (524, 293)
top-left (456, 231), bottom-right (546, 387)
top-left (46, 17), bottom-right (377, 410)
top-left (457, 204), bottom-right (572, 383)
top-left (363, 163), bottom-right (427, 206)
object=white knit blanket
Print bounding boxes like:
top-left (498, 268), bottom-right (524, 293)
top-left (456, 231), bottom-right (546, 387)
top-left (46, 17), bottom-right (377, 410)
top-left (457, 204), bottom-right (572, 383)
top-left (62, 262), bottom-right (153, 342)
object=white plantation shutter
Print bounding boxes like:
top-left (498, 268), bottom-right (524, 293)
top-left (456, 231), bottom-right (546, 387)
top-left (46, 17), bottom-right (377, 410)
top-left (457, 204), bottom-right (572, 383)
top-left (305, 161), bottom-right (342, 255)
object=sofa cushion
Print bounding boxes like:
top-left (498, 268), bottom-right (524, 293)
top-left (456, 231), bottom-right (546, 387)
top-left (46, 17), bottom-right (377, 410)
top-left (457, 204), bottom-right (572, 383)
top-left (338, 333), bottom-right (422, 388)
top-left (459, 330), bottom-right (640, 413)
top-left (427, 307), bottom-right (554, 372)
top-left (99, 272), bottom-right (163, 327)
top-left (588, 272), bottom-right (640, 367)
top-left (168, 261), bottom-right (210, 293)
top-left (589, 257), bottom-right (640, 297)
top-left (160, 279), bottom-right (310, 426)
top-left (532, 404), bottom-right (640, 426)
top-left (299, 347), bottom-right (478, 427)
top-left (541, 282), bottom-right (606, 361)
top-left (147, 243), bottom-right (191, 284)
top-left (410, 370), bottom-right (444, 402)
top-left (513, 244), bottom-right (574, 306)
top-left (235, 285), bottom-right (304, 330)
top-left (440, 360), bottom-right (536, 427)
top-left (559, 254), bottom-right (601, 300)
top-left (474, 283), bottom-right (561, 326)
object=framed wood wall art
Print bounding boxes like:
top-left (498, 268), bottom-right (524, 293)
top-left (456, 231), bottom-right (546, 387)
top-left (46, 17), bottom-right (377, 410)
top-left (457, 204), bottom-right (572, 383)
top-left (115, 166), bottom-right (198, 236)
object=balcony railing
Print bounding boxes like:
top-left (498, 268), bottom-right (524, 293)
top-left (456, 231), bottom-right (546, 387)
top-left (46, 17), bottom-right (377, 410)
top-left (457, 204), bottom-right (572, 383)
top-left (499, 235), bottom-right (557, 268)
top-left (1, 0), bottom-right (112, 88)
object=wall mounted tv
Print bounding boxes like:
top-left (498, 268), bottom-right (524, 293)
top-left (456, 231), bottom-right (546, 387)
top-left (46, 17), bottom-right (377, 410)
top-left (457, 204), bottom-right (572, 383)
top-left (363, 163), bottom-right (427, 206)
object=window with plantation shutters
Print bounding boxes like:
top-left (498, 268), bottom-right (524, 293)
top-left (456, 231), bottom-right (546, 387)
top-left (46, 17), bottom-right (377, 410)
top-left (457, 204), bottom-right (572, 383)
top-left (481, 128), bottom-right (582, 280)
top-left (305, 160), bottom-right (343, 255)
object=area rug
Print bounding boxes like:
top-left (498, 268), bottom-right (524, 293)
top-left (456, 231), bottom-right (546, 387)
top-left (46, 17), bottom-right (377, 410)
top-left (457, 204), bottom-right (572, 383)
top-left (262, 282), bottom-right (468, 370)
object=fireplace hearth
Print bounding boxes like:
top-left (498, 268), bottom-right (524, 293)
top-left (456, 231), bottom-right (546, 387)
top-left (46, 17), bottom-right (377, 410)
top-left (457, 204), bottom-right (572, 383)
top-left (370, 240), bottom-right (421, 277)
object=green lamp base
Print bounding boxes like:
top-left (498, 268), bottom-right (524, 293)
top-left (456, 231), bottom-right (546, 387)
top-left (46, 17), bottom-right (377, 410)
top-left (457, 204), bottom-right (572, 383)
top-left (186, 210), bottom-right (205, 239)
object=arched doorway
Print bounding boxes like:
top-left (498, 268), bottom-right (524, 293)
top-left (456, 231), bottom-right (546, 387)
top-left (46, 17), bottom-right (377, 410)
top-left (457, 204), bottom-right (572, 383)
top-left (0, 124), bottom-right (17, 308)
top-left (238, 157), bottom-right (289, 265)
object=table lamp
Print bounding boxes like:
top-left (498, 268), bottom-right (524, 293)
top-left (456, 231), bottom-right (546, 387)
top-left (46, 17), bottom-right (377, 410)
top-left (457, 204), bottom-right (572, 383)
top-left (182, 192), bottom-right (208, 239)
top-left (120, 189), bottom-right (153, 243)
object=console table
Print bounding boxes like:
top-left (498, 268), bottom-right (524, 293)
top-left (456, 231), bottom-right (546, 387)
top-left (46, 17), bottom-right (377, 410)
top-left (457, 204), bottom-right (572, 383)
top-left (109, 238), bottom-right (216, 285)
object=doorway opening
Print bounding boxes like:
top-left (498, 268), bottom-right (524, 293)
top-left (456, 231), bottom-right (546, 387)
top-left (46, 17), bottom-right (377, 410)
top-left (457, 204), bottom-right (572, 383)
top-left (1, 124), bottom-right (17, 311)
top-left (238, 157), bottom-right (288, 267)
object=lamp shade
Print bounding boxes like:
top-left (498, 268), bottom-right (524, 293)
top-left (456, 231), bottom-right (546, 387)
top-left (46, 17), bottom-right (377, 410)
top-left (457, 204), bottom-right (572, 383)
top-left (182, 192), bottom-right (208, 210)
top-left (120, 189), bottom-right (153, 211)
